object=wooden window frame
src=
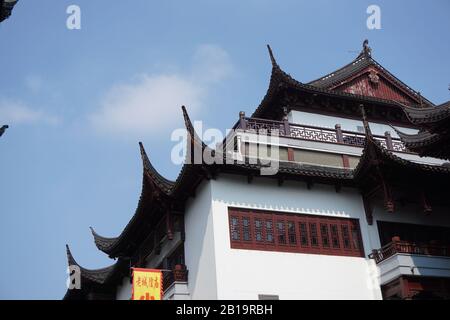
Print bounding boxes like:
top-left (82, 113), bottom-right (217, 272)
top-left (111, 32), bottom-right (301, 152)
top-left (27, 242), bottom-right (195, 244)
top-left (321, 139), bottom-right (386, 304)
top-left (228, 207), bottom-right (365, 258)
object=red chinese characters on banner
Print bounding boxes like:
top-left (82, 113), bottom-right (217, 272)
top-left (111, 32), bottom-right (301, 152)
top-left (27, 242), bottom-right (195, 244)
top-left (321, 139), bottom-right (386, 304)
top-left (131, 268), bottom-right (163, 300)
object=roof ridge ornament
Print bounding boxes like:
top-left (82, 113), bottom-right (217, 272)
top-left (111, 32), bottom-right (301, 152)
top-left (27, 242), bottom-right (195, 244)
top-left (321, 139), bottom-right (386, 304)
top-left (362, 39), bottom-right (372, 57)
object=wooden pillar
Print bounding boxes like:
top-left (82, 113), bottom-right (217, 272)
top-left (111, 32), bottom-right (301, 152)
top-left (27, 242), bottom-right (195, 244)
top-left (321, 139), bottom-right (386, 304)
top-left (283, 108), bottom-right (291, 136)
top-left (335, 124), bottom-right (344, 142)
top-left (239, 111), bottom-right (247, 130)
top-left (385, 131), bottom-right (393, 150)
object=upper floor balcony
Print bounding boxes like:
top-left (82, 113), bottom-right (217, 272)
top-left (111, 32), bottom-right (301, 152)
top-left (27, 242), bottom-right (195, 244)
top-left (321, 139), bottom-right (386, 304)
top-left (163, 264), bottom-right (189, 300)
top-left (233, 114), bottom-right (409, 153)
top-left (369, 237), bottom-right (450, 286)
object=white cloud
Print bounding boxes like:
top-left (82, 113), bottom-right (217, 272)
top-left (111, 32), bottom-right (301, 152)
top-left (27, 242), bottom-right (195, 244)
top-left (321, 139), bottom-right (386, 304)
top-left (0, 98), bottom-right (60, 125)
top-left (191, 44), bottom-right (234, 83)
top-left (89, 44), bottom-right (234, 136)
top-left (25, 75), bottom-right (44, 94)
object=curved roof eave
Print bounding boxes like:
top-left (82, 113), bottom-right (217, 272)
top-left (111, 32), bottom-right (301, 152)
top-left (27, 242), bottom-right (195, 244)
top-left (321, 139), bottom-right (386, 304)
top-left (90, 143), bottom-right (170, 256)
top-left (139, 142), bottom-right (175, 195)
top-left (400, 102), bottom-right (450, 126)
top-left (65, 244), bottom-right (118, 285)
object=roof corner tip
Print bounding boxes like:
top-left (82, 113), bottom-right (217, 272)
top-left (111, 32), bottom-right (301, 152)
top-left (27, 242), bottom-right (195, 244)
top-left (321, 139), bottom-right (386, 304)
top-left (181, 105), bottom-right (194, 133)
top-left (138, 141), bottom-right (147, 159)
top-left (266, 44), bottom-right (279, 68)
top-left (65, 244), bottom-right (77, 266)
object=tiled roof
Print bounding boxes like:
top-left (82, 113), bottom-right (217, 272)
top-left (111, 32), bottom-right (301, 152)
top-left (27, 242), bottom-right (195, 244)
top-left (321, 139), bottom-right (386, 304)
top-left (307, 42), bottom-right (432, 106)
top-left (252, 45), bottom-right (427, 119)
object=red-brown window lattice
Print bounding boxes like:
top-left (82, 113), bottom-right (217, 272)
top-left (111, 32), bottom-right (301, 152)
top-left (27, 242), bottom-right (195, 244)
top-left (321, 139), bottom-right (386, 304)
top-left (228, 208), bottom-right (365, 258)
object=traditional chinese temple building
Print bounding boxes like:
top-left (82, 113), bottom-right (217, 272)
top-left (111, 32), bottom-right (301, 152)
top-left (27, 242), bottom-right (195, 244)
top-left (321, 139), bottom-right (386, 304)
top-left (64, 41), bottom-right (450, 300)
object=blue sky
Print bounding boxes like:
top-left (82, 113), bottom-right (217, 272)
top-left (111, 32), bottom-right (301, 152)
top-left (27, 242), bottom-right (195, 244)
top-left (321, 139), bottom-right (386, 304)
top-left (0, 0), bottom-right (449, 299)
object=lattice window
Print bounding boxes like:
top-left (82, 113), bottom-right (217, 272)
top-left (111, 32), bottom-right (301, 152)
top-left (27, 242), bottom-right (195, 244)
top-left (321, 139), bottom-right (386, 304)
top-left (230, 216), bottom-right (240, 241)
top-left (254, 219), bottom-right (263, 242)
top-left (341, 225), bottom-right (351, 249)
top-left (287, 221), bottom-right (297, 245)
top-left (228, 208), bottom-right (364, 257)
top-left (265, 220), bottom-right (274, 243)
top-left (320, 224), bottom-right (330, 248)
top-left (331, 224), bottom-right (340, 249)
top-left (277, 220), bottom-right (287, 245)
top-left (243, 217), bottom-right (251, 241)
top-left (299, 222), bottom-right (309, 247)
top-left (309, 223), bottom-right (319, 247)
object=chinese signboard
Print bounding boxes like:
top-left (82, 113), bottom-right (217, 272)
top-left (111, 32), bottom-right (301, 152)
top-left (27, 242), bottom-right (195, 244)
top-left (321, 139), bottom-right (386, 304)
top-left (131, 268), bottom-right (163, 300)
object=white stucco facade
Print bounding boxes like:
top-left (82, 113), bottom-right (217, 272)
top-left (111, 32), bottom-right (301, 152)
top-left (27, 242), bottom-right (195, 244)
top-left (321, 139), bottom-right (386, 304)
top-left (177, 172), bottom-right (450, 300)
top-left (207, 175), bottom-right (382, 300)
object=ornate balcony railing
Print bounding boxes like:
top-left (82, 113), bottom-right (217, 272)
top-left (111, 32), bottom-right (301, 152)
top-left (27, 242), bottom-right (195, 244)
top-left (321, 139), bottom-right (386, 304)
top-left (369, 239), bottom-right (450, 264)
top-left (235, 115), bottom-right (409, 153)
top-left (163, 264), bottom-right (188, 292)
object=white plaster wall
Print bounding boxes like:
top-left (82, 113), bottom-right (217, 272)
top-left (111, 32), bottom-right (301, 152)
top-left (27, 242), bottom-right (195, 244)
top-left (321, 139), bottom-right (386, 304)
top-left (116, 277), bottom-right (131, 300)
top-left (210, 174), bottom-right (383, 300)
top-left (289, 110), bottom-right (418, 137)
top-left (183, 181), bottom-right (218, 300)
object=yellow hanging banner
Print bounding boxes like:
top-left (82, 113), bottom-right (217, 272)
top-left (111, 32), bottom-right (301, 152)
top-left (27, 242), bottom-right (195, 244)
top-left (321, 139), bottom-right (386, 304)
top-left (131, 268), bottom-right (163, 300)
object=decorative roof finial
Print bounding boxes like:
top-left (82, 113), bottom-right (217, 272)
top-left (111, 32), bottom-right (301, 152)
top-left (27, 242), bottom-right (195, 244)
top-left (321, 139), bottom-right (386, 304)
top-left (362, 39), bottom-right (372, 56)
